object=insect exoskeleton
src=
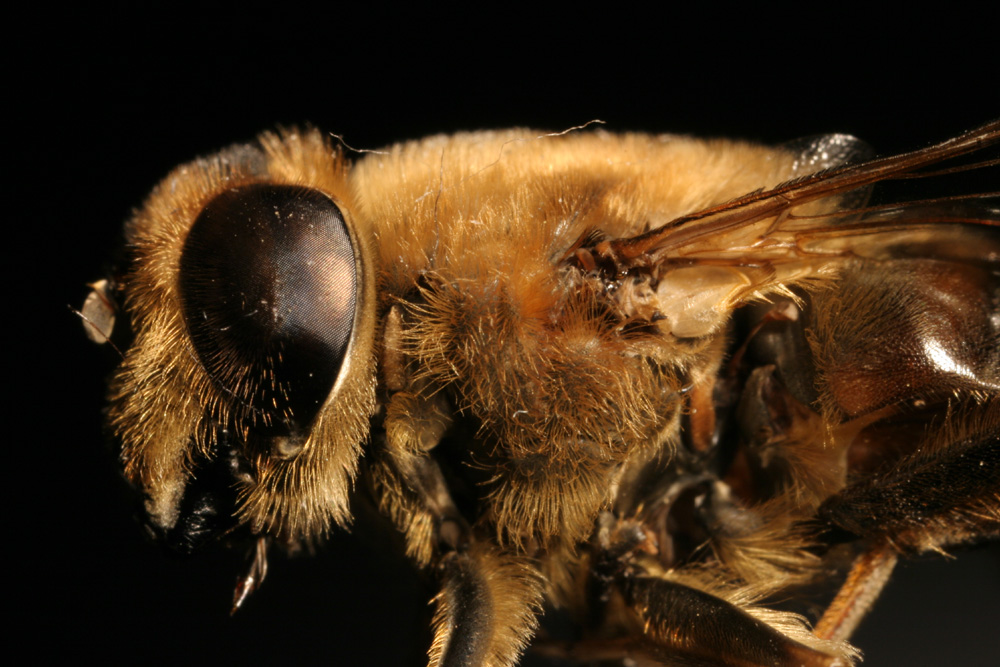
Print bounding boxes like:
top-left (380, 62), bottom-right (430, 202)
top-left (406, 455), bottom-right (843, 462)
top-left (88, 121), bottom-right (1000, 667)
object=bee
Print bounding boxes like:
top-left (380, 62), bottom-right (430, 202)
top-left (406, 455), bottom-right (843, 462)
top-left (84, 120), bottom-right (999, 666)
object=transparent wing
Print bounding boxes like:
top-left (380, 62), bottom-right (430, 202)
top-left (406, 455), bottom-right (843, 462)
top-left (582, 120), bottom-right (999, 270)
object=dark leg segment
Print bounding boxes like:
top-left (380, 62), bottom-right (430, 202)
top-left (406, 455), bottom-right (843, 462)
top-left (819, 431), bottom-right (1000, 552)
top-left (428, 546), bottom-right (543, 667)
top-left (432, 551), bottom-right (493, 667)
top-left (623, 577), bottom-right (848, 667)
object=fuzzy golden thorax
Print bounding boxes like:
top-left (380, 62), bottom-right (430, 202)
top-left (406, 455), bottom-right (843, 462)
top-left (354, 130), bottom-right (806, 547)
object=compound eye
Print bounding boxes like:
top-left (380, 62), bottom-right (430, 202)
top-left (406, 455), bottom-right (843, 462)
top-left (179, 184), bottom-right (357, 437)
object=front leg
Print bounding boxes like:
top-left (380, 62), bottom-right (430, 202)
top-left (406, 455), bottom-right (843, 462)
top-left (369, 388), bottom-right (464, 565)
top-left (373, 321), bottom-right (544, 665)
top-left (430, 545), bottom-right (543, 667)
top-left (369, 400), bottom-right (544, 667)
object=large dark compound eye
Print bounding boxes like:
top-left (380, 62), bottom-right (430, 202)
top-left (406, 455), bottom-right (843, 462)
top-left (179, 184), bottom-right (357, 441)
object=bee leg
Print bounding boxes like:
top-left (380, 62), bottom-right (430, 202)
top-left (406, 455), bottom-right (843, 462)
top-left (818, 429), bottom-right (1000, 554)
top-left (374, 364), bottom-right (547, 666)
top-left (589, 515), bottom-right (855, 666)
top-left (370, 420), bottom-right (468, 563)
top-left (380, 450), bottom-right (545, 667)
top-left (619, 576), bottom-right (854, 667)
top-left (381, 305), bottom-right (543, 665)
top-left (377, 442), bottom-right (545, 666)
top-left (813, 429), bottom-right (999, 640)
top-left (374, 304), bottom-right (469, 559)
top-left (813, 543), bottom-right (897, 642)
top-left (373, 385), bottom-right (463, 558)
top-left (428, 544), bottom-right (543, 667)
top-left (432, 551), bottom-right (492, 666)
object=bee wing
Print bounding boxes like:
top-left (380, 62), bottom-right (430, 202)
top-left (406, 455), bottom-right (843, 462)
top-left (572, 121), bottom-right (999, 338)
top-left (596, 119), bottom-right (999, 266)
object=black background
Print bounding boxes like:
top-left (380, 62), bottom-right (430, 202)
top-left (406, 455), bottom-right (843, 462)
top-left (25, 4), bottom-right (999, 666)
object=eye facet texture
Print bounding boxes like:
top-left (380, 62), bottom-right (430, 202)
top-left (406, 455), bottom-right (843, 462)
top-left (179, 184), bottom-right (357, 433)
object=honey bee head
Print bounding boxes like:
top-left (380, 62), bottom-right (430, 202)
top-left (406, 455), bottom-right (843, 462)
top-left (108, 129), bottom-right (377, 551)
